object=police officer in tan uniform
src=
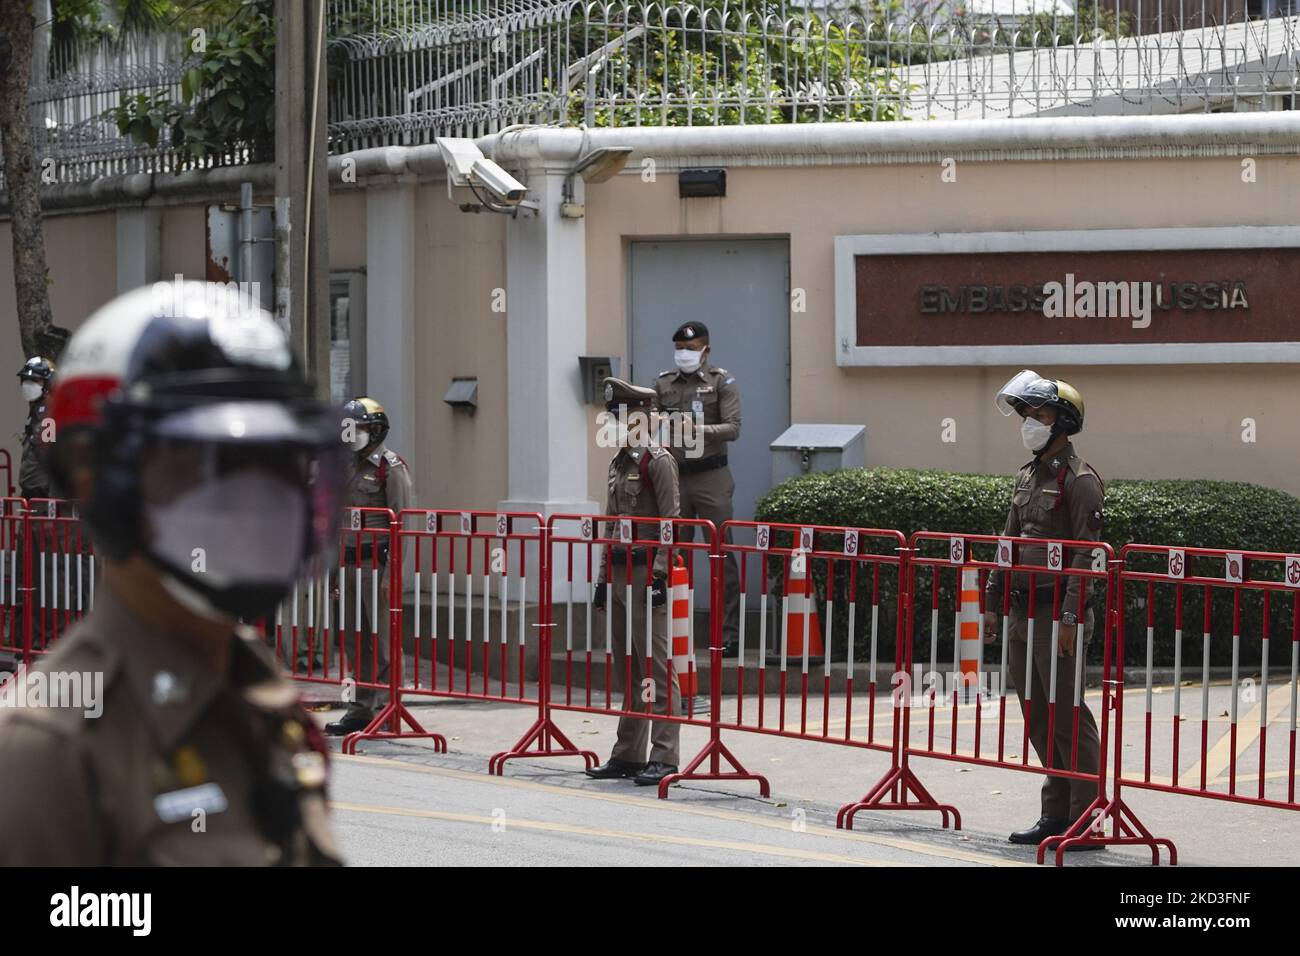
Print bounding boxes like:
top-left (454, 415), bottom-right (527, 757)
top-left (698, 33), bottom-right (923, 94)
top-left (7, 358), bottom-right (55, 663)
top-left (16, 356), bottom-right (55, 498)
top-left (586, 377), bottom-right (682, 787)
top-left (983, 370), bottom-right (1104, 849)
top-left (653, 322), bottom-right (743, 656)
top-left (0, 283), bottom-right (344, 865)
top-left (325, 396), bottom-right (413, 736)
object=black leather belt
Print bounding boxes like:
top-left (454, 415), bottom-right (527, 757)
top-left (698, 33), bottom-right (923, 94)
top-left (1009, 584), bottom-right (1063, 609)
top-left (608, 547), bottom-right (650, 564)
top-left (343, 540), bottom-right (390, 566)
top-left (679, 454), bottom-right (728, 476)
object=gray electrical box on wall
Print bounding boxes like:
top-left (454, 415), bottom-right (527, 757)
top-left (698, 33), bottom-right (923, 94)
top-left (770, 424), bottom-right (866, 487)
top-left (578, 355), bottom-right (620, 405)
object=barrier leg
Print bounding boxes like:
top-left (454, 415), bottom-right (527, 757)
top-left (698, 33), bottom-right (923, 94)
top-left (1037, 792), bottom-right (1177, 865)
top-left (836, 756), bottom-right (961, 831)
top-left (662, 732), bottom-right (771, 799)
top-left (659, 543), bottom-right (770, 799)
top-left (343, 524), bottom-right (449, 755)
top-left (839, 557), bottom-right (958, 830)
top-left (488, 713), bottom-right (599, 775)
top-left (488, 528), bottom-right (599, 775)
top-left (342, 699), bottom-right (448, 755)
top-left (1038, 592), bottom-right (1176, 865)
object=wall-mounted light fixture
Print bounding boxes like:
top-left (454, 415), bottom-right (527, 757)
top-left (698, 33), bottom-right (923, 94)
top-left (678, 168), bottom-right (726, 198)
top-left (443, 377), bottom-right (479, 412)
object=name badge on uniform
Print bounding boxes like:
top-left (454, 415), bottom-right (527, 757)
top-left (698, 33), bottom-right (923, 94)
top-left (155, 782), bottom-right (228, 823)
top-left (696, 385), bottom-right (714, 395)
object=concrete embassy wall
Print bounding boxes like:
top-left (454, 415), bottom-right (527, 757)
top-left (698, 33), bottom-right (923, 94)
top-left (584, 155), bottom-right (1300, 503)
top-left (0, 211), bottom-right (116, 482)
top-left (2, 137), bottom-right (1298, 515)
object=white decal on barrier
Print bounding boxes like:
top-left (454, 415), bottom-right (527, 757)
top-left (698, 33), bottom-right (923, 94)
top-left (800, 527), bottom-right (814, 552)
top-left (425, 511), bottom-right (437, 533)
top-left (660, 520), bottom-right (673, 545)
top-left (997, 538), bottom-right (1013, 567)
top-left (460, 512), bottom-right (472, 536)
top-left (756, 525), bottom-right (770, 551)
top-left (1047, 541), bottom-right (1063, 571)
top-left (1168, 548), bottom-right (1186, 580)
top-left (619, 519), bottom-right (632, 543)
top-left (1285, 555), bottom-right (1300, 589)
top-left (47, 500), bottom-right (57, 518)
top-left (496, 513), bottom-right (508, 537)
top-left (350, 509), bottom-right (361, 532)
top-left (580, 517), bottom-right (593, 541)
top-left (1225, 552), bottom-right (1243, 584)
top-left (844, 529), bottom-right (859, 556)
top-left (949, 537), bottom-right (965, 565)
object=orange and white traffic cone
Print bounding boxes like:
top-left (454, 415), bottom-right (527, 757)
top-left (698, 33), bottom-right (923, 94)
top-left (670, 558), bottom-right (697, 700)
top-left (784, 552), bottom-right (825, 661)
top-left (958, 566), bottom-right (981, 698)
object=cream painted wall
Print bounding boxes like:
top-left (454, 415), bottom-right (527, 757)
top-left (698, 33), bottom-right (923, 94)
top-left (4, 152), bottom-right (1297, 510)
top-left (0, 211), bottom-right (117, 492)
top-left (585, 156), bottom-right (1300, 503)
top-left (159, 203), bottom-right (206, 280)
top-left (410, 183), bottom-right (508, 512)
top-left (329, 191), bottom-right (367, 270)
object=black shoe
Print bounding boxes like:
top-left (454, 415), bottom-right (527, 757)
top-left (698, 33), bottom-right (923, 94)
top-left (720, 640), bottom-right (740, 658)
top-left (1008, 817), bottom-right (1068, 845)
top-left (324, 712), bottom-right (374, 736)
top-left (585, 758), bottom-right (646, 779)
top-left (633, 762), bottom-right (679, 786)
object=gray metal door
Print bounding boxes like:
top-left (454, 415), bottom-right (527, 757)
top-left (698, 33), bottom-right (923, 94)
top-left (628, 239), bottom-right (791, 606)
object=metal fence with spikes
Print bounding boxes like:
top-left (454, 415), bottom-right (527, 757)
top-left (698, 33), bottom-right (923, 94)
top-left (3, 1), bottom-right (1299, 190)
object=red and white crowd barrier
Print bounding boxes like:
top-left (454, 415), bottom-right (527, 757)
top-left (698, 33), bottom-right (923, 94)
top-left (4, 496), bottom-right (1298, 866)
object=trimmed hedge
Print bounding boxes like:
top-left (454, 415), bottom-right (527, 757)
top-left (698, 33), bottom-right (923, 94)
top-left (753, 468), bottom-right (1300, 669)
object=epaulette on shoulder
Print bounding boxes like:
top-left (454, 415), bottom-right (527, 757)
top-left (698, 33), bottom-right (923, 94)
top-left (657, 369), bottom-right (675, 378)
top-left (648, 446), bottom-right (668, 459)
top-left (383, 449), bottom-right (407, 468)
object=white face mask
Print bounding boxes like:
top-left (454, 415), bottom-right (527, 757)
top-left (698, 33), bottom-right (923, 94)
top-left (348, 428), bottom-right (370, 452)
top-left (674, 348), bottom-right (705, 373)
top-left (146, 468), bottom-right (306, 590)
top-left (21, 381), bottom-right (42, 403)
top-left (1021, 417), bottom-right (1054, 453)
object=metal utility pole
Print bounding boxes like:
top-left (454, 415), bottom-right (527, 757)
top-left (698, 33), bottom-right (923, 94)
top-left (274, 0), bottom-right (330, 392)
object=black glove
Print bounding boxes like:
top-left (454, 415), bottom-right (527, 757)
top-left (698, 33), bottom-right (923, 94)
top-left (650, 575), bottom-right (667, 608)
top-left (592, 582), bottom-right (607, 610)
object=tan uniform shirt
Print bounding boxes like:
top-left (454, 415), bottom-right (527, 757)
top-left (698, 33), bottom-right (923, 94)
top-left (985, 441), bottom-right (1105, 613)
top-left (345, 442), bottom-right (413, 529)
top-left (602, 445), bottom-right (680, 580)
top-left (653, 364), bottom-right (741, 463)
top-left (19, 401), bottom-right (51, 498)
top-left (0, 587), bottom-right (342, 866)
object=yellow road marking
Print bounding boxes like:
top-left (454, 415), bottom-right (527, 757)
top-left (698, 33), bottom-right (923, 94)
top-left (1180, 686), bottom-right (1293, 786)
top-left (334, 752), bottom-right (1023, 866)
top-left (331, 801), bottom-right (901, 866)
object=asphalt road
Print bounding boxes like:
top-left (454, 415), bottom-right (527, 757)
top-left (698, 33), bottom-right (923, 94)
top-left (326, 747), bottom-right (1036, 867)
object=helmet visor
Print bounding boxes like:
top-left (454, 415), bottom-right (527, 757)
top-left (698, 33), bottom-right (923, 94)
top-left (137, 406), bottom-right (345, 615)
top-left (994, 369), bottom-right (1057, 417)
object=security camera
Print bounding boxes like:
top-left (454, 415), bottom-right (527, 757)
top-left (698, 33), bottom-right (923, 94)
top-left (471, 158), bottom-right (527, 203)
top-left (436, 137), bottom-right (534, 212)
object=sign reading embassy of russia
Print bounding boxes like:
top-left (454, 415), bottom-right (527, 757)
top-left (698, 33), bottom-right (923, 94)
top-left (845, 243), bottom-right (1300, 365)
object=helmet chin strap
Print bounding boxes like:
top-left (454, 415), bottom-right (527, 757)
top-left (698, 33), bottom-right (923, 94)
top-left (159, 570), bottom-right (237, 626)
top-left (1034, 422), bottom-right (1067, 462)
